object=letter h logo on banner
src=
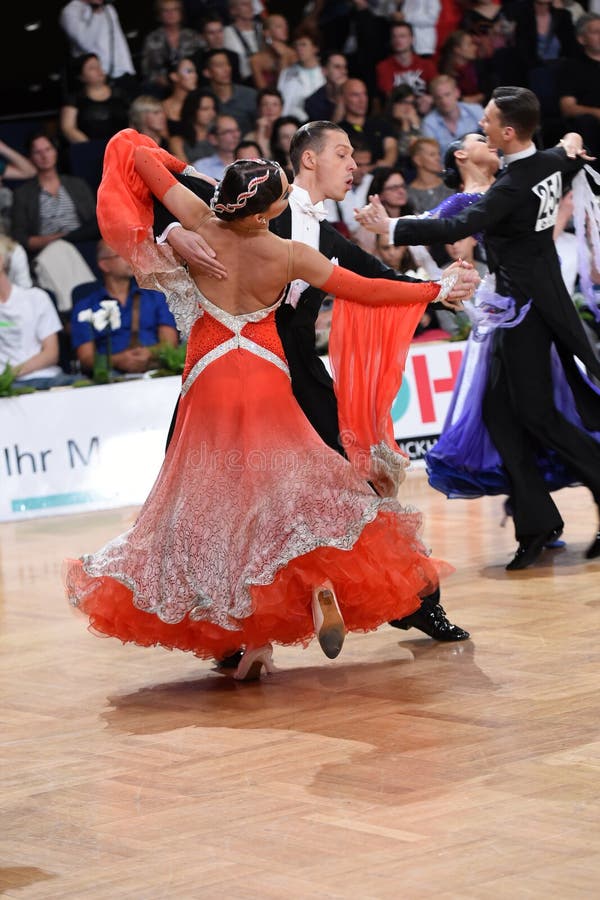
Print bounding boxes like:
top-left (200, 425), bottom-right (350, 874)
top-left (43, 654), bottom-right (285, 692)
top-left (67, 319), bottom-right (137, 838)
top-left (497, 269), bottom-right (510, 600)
top-left (411, 350), bottom-right (463, 423)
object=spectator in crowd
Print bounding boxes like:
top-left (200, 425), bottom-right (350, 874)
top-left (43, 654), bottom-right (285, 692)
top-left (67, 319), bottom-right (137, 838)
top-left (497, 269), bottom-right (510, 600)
top-left (193, 114), bottom-right (240, 178)
top-left (277, 30), bottom-right (325, 122)
top-left (223, 0), bottom-right (262, 85)
top-left (269, 115), bottom-right (301, 181)
top-left (12, 133), bottom-right (99, 259)
top-left (438, 30), bottom-right (485, 105)
top-left (249, 13), bottom-right (298, 90)
top-left (193, 15), bottom-right (241, 86)
top-left (559, 13), bottom-right (600, 160)
top-left (71, 240), bottom-right (178, 375)
top-left (234, 139), bottom-right (263, 159)
top-left (129, 95), bottom-right (171, 149)
top-left (552, 190), bottom-right (579, 298)
top-left (141, 0), bottom-right (202, 96)
top-left (338, 79), bottom-right (399, 168)
top-left (444, 232), bottom-right (488, 279)
top-left (407, 136), bottom-right (453, 214)
top-left (59, 0), bottom-right (137, 95)
top-left (354, 166), bottom-right (412, 253)
top-left (304, 51), bottom-right (348, 123)
top-left (0, 140), bottom-right (36, 235)
top-left (202, 49), bottom-right (257, 134)
top-left (460, 0), bottom-right (516, 87)
top-left (375, 21), bottom-right (438, 112)
top-left (393, 0), bottom-right (441, 58)
top-left (460, 0), bottom-right (508, 47)
top-left (421, 74), bottom-right (484, 155)
top-left (162, 57), bottom-right (199, 137)
top-left (0, 235), bottom-right (72, 389)
top-left (561, 0), bottom-right (586, 27)
top-left (170, 89), bottom-right (217, 162)
top-left (60, 53), bottom-right (129, 144)
top-left (0, 234), bottom-right (32, 288)
top-left (512, 0), bottom-right (577, 84)
top-left (436, 0), bottom-right (464, 51)
top-left (384, 85), bottom-right (423, 171)
top-left (304, 0), bottom-right (387, 99)
top-left (243, 88), bottom-right (283, 157)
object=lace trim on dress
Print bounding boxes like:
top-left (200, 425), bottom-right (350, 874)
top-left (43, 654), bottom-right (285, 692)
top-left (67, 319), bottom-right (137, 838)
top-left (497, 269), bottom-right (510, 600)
top-left (196, 291), bottom-right (285, 328)
top-left (368, 441), bottom-right (410, 498)
top-left (139, 266), bottom-right (202, 340)
top-left (79, 494), bottom-right (409, 631)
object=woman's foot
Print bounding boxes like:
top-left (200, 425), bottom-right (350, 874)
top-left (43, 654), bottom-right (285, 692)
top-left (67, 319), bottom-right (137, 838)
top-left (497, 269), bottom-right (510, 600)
top-left (233, 644), bottom-right (275, 681)
top-left (312, 582), bottom-right (345, 659)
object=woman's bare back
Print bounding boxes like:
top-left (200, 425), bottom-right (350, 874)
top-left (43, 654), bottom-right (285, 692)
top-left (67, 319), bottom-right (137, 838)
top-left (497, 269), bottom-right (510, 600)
top-left (189, 218), bottom-right (293, 315)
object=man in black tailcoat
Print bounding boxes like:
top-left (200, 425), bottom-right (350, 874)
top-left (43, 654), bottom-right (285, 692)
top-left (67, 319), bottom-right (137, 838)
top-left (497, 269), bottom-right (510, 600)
top-left (155, 121), bottom-right (475, 640)
top-left (357, 87), bottom-right (600, 570)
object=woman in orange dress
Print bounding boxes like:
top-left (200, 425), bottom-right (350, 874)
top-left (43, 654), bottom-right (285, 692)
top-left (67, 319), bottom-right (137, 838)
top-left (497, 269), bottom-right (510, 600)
top-left (64, 129), bottom-right (465, 680)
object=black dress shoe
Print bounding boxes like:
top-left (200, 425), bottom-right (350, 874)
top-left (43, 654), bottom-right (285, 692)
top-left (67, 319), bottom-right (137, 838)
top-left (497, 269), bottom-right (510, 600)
top-left (506, 530), bottom-right (555, 571)
top-left (389, 599), bottom-right (470, 642)
top-left (585, 531), bottom-right (600, 560)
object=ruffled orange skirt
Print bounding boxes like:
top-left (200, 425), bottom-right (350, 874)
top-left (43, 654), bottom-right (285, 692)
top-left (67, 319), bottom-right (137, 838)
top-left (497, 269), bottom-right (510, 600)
top-left (65, 323), bottom-right (449, 660)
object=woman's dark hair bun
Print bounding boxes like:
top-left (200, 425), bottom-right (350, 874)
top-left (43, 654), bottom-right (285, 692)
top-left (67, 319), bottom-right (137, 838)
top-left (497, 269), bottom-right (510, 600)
top-left (211, 158), bottom-right (283, 221)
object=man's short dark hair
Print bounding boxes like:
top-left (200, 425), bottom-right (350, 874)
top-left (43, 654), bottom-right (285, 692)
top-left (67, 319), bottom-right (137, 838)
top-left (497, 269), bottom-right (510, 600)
top-left (491, 86), bottom-right (540, 140)
top-left (203, 48), bottom-right (231, 68)
top-left (257, 87), bottom-right (283, 105)
top-left (26, 131), bottom-right (58, 155)
top-left (391, 21), bottom-right (413, 37)
top-left (322, 49), bottom-right (347, 67)
top-left (235, 139), bottom-right (262, 156)
top-left (289, 121), bottom-right (346, 174)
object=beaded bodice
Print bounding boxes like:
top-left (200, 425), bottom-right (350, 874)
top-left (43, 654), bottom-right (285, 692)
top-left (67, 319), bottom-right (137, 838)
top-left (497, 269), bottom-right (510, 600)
top-left (181, 293), bottom-right (288, 395)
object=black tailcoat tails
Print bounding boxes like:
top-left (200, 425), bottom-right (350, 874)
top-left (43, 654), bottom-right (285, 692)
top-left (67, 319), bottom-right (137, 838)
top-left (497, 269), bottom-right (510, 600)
top-left (391, 147), bottom-right (600, 538)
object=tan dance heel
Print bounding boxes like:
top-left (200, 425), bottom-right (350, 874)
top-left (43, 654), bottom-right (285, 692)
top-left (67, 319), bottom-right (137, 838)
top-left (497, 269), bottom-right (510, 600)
top-left (311, 582), bottom-right (345, 659)
top-left (233, 644), bottom-right (275, 681)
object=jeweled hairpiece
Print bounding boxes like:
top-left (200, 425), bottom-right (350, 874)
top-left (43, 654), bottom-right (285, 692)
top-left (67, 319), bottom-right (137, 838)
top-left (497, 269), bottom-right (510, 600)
top-left (211, 160), bottom-right (277, 214)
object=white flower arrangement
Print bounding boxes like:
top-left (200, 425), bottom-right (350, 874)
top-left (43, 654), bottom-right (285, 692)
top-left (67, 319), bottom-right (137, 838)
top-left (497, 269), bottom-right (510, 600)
top-left (77, 299), bottom-right (122, 332)
top-left (77, 299), bottom-right (122, 382)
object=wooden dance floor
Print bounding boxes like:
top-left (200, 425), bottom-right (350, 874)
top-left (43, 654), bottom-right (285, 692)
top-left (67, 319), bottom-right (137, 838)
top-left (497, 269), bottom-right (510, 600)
top-left (2, 472), bottom-right (599, 898)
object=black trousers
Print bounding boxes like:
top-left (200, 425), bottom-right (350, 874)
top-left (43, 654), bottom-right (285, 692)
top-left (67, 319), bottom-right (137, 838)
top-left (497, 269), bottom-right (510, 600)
top-left (482, 306), bottom-right (600, 540)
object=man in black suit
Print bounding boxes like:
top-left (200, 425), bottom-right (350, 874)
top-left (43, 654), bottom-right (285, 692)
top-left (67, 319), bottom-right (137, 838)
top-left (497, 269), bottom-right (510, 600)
top-left (357, 86), bottom-right (600, 570)
top-left (155, 121), bottom-right (473, 641)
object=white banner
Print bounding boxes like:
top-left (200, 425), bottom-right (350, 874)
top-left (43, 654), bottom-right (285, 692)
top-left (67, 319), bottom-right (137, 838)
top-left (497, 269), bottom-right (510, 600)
top-left (0, 341), bottom-right (466, 521)
top-left (0, 376), bottom-right (181, 521)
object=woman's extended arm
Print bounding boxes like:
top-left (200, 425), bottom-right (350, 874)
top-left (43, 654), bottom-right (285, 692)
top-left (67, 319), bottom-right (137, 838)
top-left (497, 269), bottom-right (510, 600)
top-left (134, 145), bottom-right (214, 233)
top-left (291, 241), bottom-right (443, 306)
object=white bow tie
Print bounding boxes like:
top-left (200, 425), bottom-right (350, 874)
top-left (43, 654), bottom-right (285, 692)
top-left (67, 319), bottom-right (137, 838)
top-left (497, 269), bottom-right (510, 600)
top-left (291, 195), bottom-right (327, 222)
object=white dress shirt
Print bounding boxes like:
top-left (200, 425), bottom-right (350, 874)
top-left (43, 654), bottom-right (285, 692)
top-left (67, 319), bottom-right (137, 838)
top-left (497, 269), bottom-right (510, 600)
top-left (286, 184), bottom-right (326, 306)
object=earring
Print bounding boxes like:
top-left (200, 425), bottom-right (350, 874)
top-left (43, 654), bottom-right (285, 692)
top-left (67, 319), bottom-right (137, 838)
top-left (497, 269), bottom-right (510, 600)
top-left (258, 216), bottom-right (266, 224)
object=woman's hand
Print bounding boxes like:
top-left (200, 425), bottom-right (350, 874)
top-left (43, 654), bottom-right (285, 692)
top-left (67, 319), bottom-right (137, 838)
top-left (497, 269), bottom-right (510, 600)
top-left (440, 260), bottom-right (480, 309)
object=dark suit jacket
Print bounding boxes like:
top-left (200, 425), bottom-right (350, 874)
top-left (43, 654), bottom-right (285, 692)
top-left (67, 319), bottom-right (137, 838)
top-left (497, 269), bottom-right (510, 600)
top-left (270, 204), bottom-right (429, 451)
top-left (391, 148), bottom-right (600, 381)
top-left (12, 174), bottom-right (99, 251)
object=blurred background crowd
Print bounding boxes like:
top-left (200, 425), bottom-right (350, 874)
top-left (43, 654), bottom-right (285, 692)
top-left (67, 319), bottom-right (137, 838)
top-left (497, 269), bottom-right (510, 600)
top-left (1, 0), bottom-right (600, 389)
